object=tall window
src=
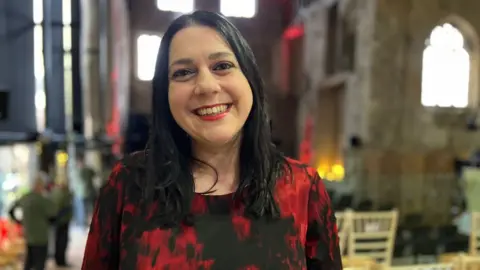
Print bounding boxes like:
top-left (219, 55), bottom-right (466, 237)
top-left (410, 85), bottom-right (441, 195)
top-left (33, 0), bottom-right (46, 132)
top-left (63, 0), bottom-right (73, 127)
top-left (220, 0), bottom-right (256, 18)
top-left (157, 0), bottom-right (194, 13)
top-left (136, 34), bottom-right (162, 81)
top-left (421, 23), bottom-right (470, 108)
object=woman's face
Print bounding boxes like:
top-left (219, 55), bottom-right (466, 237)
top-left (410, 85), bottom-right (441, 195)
top-left (168, 26), bottom-right (253, 147)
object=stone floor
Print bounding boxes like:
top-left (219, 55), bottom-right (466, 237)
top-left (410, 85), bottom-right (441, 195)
top-left (17, 228), bottom-right (452, 269)
top-left (17, 227), bottom-right (88, 270)
top-left (48, 227), bottom-right (87, 269)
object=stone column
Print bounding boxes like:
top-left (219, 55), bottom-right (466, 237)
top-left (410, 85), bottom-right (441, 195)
top-left (80, 0), bottom-right (103, 173)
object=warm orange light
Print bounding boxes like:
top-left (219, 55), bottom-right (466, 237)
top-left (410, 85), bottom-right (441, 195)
top-left (317, 163), bottom-right (344, 181)
top-left (316, 164), bottom-right (329, 178)
top-left (332, 164), bottom-right (344, 176)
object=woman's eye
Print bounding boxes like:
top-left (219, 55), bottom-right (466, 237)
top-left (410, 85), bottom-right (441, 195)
top-left (213, 62), bottom-right (234, 71)
top-left (172, 69), bottom-right (194, 79)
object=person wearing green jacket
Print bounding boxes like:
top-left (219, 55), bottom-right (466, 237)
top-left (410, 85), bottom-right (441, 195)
top-left (9, 172), bottom-right (57, 270)
top-left (50, 181), bottom-right (73, 267)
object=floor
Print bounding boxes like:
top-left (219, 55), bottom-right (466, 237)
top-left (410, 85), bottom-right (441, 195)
top-left (18, 227), bottom-right (88, 270)
top-left (18, 228), bottom-right (447, 269)
top-left (50, 227), bottom-right (87, 270)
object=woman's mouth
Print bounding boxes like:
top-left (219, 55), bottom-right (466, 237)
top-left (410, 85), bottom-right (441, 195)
top-left (194, 104), bottom-right (232, 121)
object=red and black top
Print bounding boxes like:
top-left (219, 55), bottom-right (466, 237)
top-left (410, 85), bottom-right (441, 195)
top-left (82, 154), bottom-right (342, 270)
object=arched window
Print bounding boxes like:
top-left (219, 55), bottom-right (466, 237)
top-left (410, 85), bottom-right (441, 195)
top-left (33, 0), bottom-right (45, 132)
top-left (421, 23), bottom-right (470, 108)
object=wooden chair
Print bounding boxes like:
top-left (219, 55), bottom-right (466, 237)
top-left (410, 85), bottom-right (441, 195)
top-left (347, 210), bottom-right (399, 266)
top-left (456, 254), bottom-right (480, 270)
top-left (470, 212), bottom-right (480, 255)
top-left (385, 264), bottom-right (454, 270)
top-left (343, 256), bottom-right (378, 269)
top-left (337, 210), bottom-right (352, 254)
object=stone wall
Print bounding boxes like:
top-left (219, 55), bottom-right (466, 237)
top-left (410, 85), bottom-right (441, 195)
top-left (301, 0), bottom-right (376, 196)
top-left (301, 0), bottom-right (480, 223)
top-left (301, 0), bottom-right (376, 151)
top-left (369, 0), bottom-right (480, 151)
top-left (362, 0), bottom-right (480, 222)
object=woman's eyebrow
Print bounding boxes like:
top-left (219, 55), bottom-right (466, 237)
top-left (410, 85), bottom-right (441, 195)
top-left (169, 51), bottom-right (233, 69)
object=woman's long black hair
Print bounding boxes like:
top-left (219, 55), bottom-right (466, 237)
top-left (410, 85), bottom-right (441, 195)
top-left (145, 10), bottom-right (288, 228)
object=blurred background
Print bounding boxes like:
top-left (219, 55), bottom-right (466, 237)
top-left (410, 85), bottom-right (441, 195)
top-left (2, 0), bottom-right (480, 268)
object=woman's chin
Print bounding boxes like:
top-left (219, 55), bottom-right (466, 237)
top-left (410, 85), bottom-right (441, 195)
top-left (198, 132), bottom-right (241, 147)
top-left (205, 135), bottom-right (237, 145)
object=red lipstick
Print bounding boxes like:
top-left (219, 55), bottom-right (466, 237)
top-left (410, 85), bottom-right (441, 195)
top-left (194, 104), bottom-right (231, 122)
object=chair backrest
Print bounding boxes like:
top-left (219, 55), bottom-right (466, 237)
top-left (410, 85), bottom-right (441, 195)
top-left (470, 212), bottom-right (480, 255)
top-left (463, 168), bottom-right (480, 212)
top-left (386, 263), bottom-right (454, 270)
top-left (347, 209), bottom-right (398, 266)
top-left (457, 254), bottom-right (480, 270)
top-left (336, 210), bottom-right (352, 254)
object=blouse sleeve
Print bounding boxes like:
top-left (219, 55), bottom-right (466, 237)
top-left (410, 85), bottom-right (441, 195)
top-left (305, 173), bottom-right (342, 269)
top-left (82, 162), bottom-right (127, 270)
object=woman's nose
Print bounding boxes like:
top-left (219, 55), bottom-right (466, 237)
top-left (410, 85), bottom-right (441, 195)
top-left (194, 69), bottom-right (221, 95)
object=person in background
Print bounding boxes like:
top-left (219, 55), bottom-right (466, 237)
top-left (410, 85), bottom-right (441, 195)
top-left (80, 158), bottom-right (96, 223)
top-left (71, 154), bottom-right (96, 227)
top-left (50, 181), bottom-right (73, 267)
top-left (9, 172), bottom-right (57, 270)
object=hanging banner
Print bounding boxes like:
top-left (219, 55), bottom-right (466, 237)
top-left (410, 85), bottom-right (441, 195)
top-left (299, 115), bottom-right (314, 165)
top-left (107, 0), bottom-right (130, 155)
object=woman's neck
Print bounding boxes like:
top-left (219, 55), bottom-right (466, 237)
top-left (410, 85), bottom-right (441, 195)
top-left (191, 138), bottom-right (241, 194)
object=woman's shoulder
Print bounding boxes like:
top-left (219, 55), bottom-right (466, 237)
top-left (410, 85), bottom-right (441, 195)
top-left (276, 158), bottom-right (330, 204)
top-left (283, 157), bottom-right (319, 183)
top-left (121, 151), bottom-right (147, 169)
top-left (105, 151), bottom-right (147, 186)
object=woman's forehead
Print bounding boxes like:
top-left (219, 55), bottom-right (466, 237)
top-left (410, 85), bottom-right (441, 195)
top-left (169, 26), bottom-right (232, 58)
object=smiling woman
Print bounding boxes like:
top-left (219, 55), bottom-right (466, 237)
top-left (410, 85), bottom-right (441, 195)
top-left (82, 10), bottom-right (342, 270)
top-left (168, 25), bottom-right (253, 150)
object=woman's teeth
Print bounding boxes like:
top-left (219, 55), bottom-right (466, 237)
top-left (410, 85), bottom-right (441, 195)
top-left (196, 105), bottom-right (229, 116)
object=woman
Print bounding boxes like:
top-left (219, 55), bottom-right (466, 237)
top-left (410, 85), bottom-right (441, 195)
top-left (82, 11), bottom-right (341, 269)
